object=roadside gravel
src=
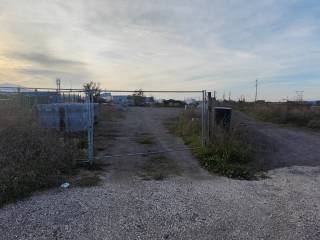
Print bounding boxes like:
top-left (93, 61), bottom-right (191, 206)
top-left (1, 107), bottom-right (320, 239)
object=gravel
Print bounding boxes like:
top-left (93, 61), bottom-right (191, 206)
top-left (1, 167), bottom-right (320, 240)
top-left (1, 107), bottom-right (320, 239)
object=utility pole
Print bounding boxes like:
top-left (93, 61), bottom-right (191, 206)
top-left (255, 79), bottom-right (258, 102)
top-left (296, 91), bottom-right (304, 103)
top-left (56, 78), bottom-right (61, 93)
top-left (56, 78), bottom-right (61, 103)
top-left (228, 91), bottom-right (231, 101)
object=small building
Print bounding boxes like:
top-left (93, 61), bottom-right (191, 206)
top-left (113, 95), bottom-right (130, 105)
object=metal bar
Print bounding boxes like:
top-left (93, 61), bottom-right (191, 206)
top-left (208, 92), bottom-right (213, 141)
top-left (86, 90), bottom-right (94, 165)
top-left (0, 87), bottom-right (203, 93)
top-left (201, 90), bottom-right (205, 147)
top-left (0, 86), bottom-right (85, 91)
top-left (101, 90), bottom-right (204, 93)
top-left (205, 90), bottom-right (208, 145)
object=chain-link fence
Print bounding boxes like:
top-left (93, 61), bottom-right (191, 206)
top-left (0, 86), bottom-right (95, 164)
top-left (0, 87), bottom-right (211, 164)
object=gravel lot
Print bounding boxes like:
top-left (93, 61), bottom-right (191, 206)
top-left (1, 107), bottom-right (320, 240)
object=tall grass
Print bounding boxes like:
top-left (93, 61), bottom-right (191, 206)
top-left (235, 102), bottom-right (320, 129)
top-left (167, 109), bottom-right (254, 179)
top-left (0, 103), bottom-right (78, 206)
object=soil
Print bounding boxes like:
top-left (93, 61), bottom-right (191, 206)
top-left (233, 111), bottom-right (320, 170)
top-left (95, 106), bottom-right (211, 182)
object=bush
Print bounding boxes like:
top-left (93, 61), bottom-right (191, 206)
top-left (0, 104), bottom-right (78, 206)
top-left (198, 128), bottom-right (254, 179)
top-left (167, 109), bottom-right (254, 179)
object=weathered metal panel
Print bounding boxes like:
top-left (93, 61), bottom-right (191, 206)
top-left (36, 103), bottom-right (100, 132)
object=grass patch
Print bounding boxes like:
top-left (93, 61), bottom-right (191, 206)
top-left (140, 155), bottom-right (180, 180)
top-left (232, 102), bottom-right (320, 129)
top-left (136, 136), bottom-right (154, 145)
top-left (166, 109), bottom-right (256, 180)
top-left (73, 175), bottom-right (101, 187)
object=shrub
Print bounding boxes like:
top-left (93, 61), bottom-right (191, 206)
top-left (167, 109), bottom-right (254, 179)
top-left (0, 103), bottom-right (78, 206)
top-left (198, 128), bottom-right (254, 179)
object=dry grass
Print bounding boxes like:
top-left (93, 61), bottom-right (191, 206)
top-left (235, 102), bottom-right (320, 129)
top-left (136, 135), bottom-right (154, 145)
top-left (73, 175), bottom-right (101, 187)
top-left (140, 155), bottom-right (180, 180)
top-left (0, 102), bottom-right (78, 206)
top-left (167, 109), bottom-right (255, 180)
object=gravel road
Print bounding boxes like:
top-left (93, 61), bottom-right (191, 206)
top-left (1, 107), bottom-right (320, 240)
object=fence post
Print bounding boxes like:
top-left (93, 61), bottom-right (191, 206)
top-left (207, 92), bottom-right (213, 142)
top-left (201, 90), bottom-right (209, 148)
top-left (87, 90), bottom-right (94, 165)
top-left (201, 90), bottom-right (205, 147)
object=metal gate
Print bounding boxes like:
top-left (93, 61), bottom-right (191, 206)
top-left (94, 89), bottom-right (208, 162)
top-left (0, 86), bottom-right (208, 165)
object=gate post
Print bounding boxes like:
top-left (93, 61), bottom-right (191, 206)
top-left (201, 90), bottom-right (208, 148)
top-left (86, 90), bottom-right (94, 165)
top-left (207, 92), bottom-right (213, 142)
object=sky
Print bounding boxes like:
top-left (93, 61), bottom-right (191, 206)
top-left (0, 0), bottom-right (319, 101)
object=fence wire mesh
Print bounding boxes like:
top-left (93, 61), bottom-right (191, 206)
top-left (0, 87), bottom-right (208, 164)
top-left (0, 86), bottom-right (95, 164)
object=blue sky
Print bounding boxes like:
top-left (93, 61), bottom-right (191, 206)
top-left (0, 0), bottom-right (319, 101)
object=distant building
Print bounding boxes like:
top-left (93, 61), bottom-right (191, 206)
top-left (112, 95), bottom-right (154, 106)
top-left (306, 100), bottom-right (320, 106)
top-left (185, 98), bottom-right (198, 106)
top-left (145, 96), bottom-right (155, 105)
top-left (100, 92), bottom-right (112, 102)
top-left (112, 95), bottom-right (134, 106)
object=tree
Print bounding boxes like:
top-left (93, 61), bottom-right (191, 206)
top-left (83, 81), bottom-right (101, 102)
top-left (132, 89), bottom-right (145, 106)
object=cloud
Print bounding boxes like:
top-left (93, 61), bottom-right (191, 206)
top-left (7, 52), bottom-right (86, 67)
top-left (17, 68), bottom-right (67, 76)
top-left (0, 0), bottom-right (319, 99)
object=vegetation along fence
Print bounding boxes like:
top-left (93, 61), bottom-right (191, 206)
top-left (0, 86), bottom-right (96, 165)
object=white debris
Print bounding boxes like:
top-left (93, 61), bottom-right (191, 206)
top-left (60, 182), bottom-right (70, 188)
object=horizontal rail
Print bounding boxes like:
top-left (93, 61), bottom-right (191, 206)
top-left (101, 90), bottom-right (203, 93)
top-left (0, 86), bottom-right (85, 92)
top-left (0, 87), bottom-right (204, 93)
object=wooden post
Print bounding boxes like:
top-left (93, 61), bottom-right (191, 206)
top-left (208, 92), bottom-right (213, 142)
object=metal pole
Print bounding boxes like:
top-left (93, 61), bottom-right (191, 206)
top-left (208, 92), bottom-right (213, 141)
top-left (204, 90), bottom-right (208, 147)
top-left (87, 90), bottom-right (94, 165)
top-left (201, 90), bottom-right (205, 147)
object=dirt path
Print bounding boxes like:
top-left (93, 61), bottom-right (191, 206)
top-left (1, 107), bottom-right (320, 240)
top-left (234, 111), bottom-right (320, 169)
top-left (96, 107), bottom-right (211, 182)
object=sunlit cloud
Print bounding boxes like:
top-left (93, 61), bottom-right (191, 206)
top-left (0, 0), bottom-right (319, 100)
